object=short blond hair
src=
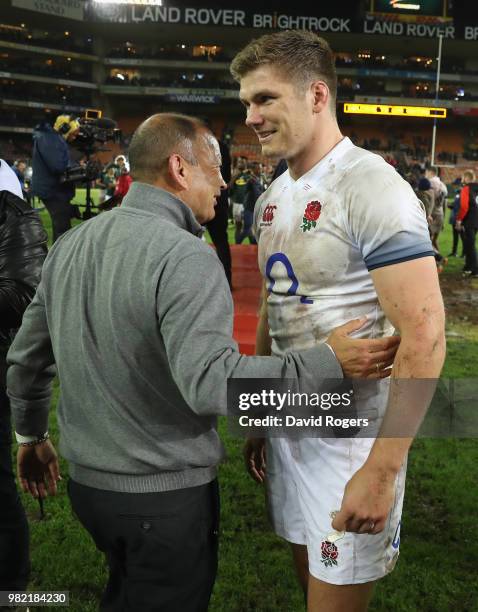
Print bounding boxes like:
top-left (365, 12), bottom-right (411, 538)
top-left (463, 169), bottom-right (476, 183)
top-left (230, 30), bottom-right (337, 108)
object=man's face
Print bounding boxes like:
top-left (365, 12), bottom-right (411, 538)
top-left (185, 132), bottom-right (226, 224)
top-left (237, 157), bottom-right (247, 171)
top-left (17, 162), bottom-right (26, 173)
top-left (239, 65), bottom-right (315, 160)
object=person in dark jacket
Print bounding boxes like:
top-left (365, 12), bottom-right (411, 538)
top-left (10, 160), bottom-right (27, 197)
top-left (447, 190), bottom-right (464, 258)
top-left (0, 159), bottom-right (48, 593)
top-left (271, 158), bottom-right (288, 182)
top-left (206, 139), bottom-right (233, 287)
top-left (237, 161), bottom-right (263, 244)
top-left (31, 114), bottom-right (79, 242)
top-left (456, 169), bottom-right (478, 278)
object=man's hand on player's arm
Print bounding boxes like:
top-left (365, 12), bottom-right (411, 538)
top-left (326, 318), bottom-right (400, 379)
top-left (333, 256), bottom-right (445, 535)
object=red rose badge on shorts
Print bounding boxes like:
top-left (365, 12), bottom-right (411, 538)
top-left (320, 540), bottom-right (339, 567)
top-left (300, 201), bottom-right (322, 232)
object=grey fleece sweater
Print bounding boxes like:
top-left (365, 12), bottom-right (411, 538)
top-left (7, 182), bottom-right (342, 493)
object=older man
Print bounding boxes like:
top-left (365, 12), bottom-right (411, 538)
top-left (8, 113), bottom-right (398, 612)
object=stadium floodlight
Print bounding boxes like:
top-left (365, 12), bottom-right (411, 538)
top-left (93, 0), bottom-right (162, 5)
top-left (343, 103), bottom-right (447, 119)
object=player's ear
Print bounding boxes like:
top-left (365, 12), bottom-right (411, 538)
top-left (167, 154), bottom-right (189, 190)
top-left (311, 80), bottom-right (329, 114)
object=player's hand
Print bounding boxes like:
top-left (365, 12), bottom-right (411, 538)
top-left (455, 221), bottom-right (462, 231)
top-left (243, 437), bottom-right (266, 484)
top-left (17, 440), bottom-right (61, 499)
top-left (326, 317), bottom-right (400, 378)
top-left (331, 464), bottom-right (397, 535)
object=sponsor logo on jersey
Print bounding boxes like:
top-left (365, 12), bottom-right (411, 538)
top-left (260, 203), bottom-right (277, 227)
top-left (300, 200), bottom-right (322, 232)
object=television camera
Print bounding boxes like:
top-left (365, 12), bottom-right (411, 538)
top-left (61, 110), bottom-right (122, 219)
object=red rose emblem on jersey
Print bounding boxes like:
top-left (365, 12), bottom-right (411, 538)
top-left (300, 201), bottom-right (322, 232)
top-left (320, 540), bottom-right (339, 567)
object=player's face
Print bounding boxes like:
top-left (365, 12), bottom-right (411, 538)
top-left (240, 65), bottom-right (315, 160)
top-left (186, 132), bottom-right (226, 224)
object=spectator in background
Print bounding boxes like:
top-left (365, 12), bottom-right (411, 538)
top-left (426, 167), bottom-right (448, 214)
top-left (456, 169), bottom-right (478, 278)
top-left (114, 155), bottom-right (129, 177)
top-left (448, 187), bottom-right (464, 258)
top-left (0, 159), bottom-right (47, 594)
top-left (417, 177), bottom-right (447, 272)
top-left (10, 160), bottom-right (27, 198)
top-left (237, 161), bottom-right (263, 245)
top-left (229, 156), bottom-right (249, 243)
top-left (96, 166), bottom-right (117, 204)
top-left (416, 177), bottom-right (435, 221)
top-left (425, 169), bottom-right (447, 253)
top-left (114, 165), bottom-right (132, 204)
top-left (104, 166), bottom-right (117, 199)
top-left (31, 115), bottom-right (80, 242)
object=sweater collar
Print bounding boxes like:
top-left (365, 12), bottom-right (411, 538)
top-left (121, 181), bottom-right (204, 237)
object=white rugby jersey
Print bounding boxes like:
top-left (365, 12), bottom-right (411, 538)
top-left (254, 137), bottom-right (434, 357)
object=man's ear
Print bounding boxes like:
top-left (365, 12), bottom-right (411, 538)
top-left (310, 80), bottom-right (329, 114)
top-left (168, 154), bottom-right (189, 190)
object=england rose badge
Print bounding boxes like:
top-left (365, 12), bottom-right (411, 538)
top-left (320, 540), bottom-right (339, 568)
top-left (300, 200), bottom-right (322, 232)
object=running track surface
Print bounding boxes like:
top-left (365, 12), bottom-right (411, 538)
top-left (230, 245), bottom-right (261, 355)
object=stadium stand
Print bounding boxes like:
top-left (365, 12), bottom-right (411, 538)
top-left (1, 1), bottom-right (477, 173)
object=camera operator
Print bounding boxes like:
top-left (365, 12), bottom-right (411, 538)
top-left (31, 114), bottom-right (80, 242)
top-left (0, 159), bottom-right (47, 593)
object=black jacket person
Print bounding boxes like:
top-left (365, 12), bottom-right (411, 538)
top-left (0, 160), bottom-right (47, 591)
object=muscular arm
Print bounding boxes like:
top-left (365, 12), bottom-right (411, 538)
top-left (333, 256), bottom-right (446, 533)
top-left (366, 256), bottom-right (445, 469)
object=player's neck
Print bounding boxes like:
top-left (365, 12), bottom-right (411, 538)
top-left (288, 124), bottom-right (344, 181)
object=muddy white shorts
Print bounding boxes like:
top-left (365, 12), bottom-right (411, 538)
top-left (265, 436), bottom-right (406, 585)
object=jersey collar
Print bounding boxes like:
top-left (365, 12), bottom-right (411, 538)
top-left (291, 137), bottom-right (354, 191)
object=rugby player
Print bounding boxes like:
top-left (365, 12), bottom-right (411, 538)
top-left (231, 30), bottom-right (446, 611)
